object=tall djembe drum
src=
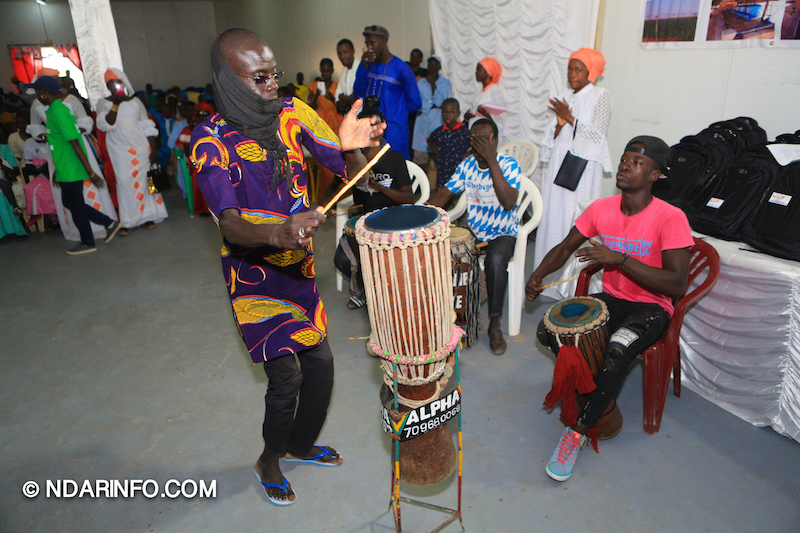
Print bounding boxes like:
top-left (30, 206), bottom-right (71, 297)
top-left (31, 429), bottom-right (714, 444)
top-left (355, 205), bottom-right (462, 487)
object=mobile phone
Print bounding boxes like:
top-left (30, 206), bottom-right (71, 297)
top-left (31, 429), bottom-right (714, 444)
top-left (110, 80), bottom-right (127, 97)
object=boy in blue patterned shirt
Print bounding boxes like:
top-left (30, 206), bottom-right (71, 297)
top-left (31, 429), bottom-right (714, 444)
top-left (429, 118), bottom-right (521, 355)
top-left (427, 98), bottom-right (470, 189)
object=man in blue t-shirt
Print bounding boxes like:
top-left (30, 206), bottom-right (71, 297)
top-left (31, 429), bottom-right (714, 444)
top-left (353, 25), bottom-right (422, 160)
top-left (429, 119), bottom-right (521, 355)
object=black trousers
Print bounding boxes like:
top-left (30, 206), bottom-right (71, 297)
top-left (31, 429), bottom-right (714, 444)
top-left (59, 180), bottom-right (114, 246)
top-left (484, 236), bottom-right (515, 318)
top-left (262, 339), bottom-right (334, 456)
top-left (537, 293), bottom-right (670, 428)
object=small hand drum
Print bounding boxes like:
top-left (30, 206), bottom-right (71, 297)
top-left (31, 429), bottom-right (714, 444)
top-left (543, 296), bottom-right (622, 439)
top-left (543, 297), bottom-right (610, 377)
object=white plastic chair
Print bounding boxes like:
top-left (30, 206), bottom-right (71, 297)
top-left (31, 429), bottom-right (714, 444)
top-left (499, 140), bottom-right (539, 178)
top-left (406, 160), bottom-right (431, 205)
top-left (335, 160), bottom-right (430, 291)
top-left (446, 192), bottom-right (467, 222)
top-left (507, 176), bottom-right (543, 336)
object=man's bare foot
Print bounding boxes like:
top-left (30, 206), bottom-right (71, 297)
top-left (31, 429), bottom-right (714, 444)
top-left (283, 445), bottom-right (343, 466)
top-left (255, 451), bottom-right (296, 504)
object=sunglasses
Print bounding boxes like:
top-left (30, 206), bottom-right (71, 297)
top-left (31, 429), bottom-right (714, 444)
top-left (364, 25), bottom-right (379, 31)
top-left (237, 70), bottom-right (284, 85)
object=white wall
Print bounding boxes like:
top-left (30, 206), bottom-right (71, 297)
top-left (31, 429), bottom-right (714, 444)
top-left (213, 0), bottom-right (432, 87)
top-left (0, 1), bottom-right (78, 88)
top-left (111, 1), bottom-right (217, 91)
top-left (0, 1), bottom-right (217, 95)
top-left (597, 0), bottom-right (800, 197)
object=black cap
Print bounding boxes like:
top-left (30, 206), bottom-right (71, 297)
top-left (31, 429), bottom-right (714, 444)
top-left (26, 76), bottom-right (61, 94)
top-left (363, 25), bottom-right (389, 39)
top-left (624, 135), bottom-right (671, 177)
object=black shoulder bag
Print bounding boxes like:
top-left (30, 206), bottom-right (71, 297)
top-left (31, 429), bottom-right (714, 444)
top-left (554, 120), bottom-right (588, 191)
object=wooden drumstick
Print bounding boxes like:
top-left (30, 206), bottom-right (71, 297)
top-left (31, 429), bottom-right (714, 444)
top-left (318, 144), bottom-right (392, 214)
top-left (333, 204), bottom-right (362, 215)
top-left (538, 277), bottom-right (577, 290)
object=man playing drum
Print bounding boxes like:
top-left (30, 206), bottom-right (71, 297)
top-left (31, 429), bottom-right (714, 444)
top-left (526, 136), bottom-right (693, 482)
top-left (429, 118), bottom-right (522, 355)
top-left (333, 107), bottom-right (415, 310)
top-left (191, 28), bottom-right (384, 506)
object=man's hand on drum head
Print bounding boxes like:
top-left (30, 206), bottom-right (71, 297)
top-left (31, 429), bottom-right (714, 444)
top-left (575, 240), bottom-right (625, 266)
top-left (525, 273), bottom-right (544, 301)
top-left (279, 210), bottom-right (327, 249)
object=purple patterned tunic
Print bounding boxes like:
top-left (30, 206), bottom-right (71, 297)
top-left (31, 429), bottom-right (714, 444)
top-left (191, 97), bottom-right (347, 363)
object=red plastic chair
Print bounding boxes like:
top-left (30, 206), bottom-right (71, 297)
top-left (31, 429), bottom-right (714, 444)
top-left (574, 237), bottom-right (720, 434)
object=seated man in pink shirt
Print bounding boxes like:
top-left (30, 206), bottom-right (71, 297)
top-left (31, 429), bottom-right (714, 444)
top-left (526, 136), bottom-right (694, 482)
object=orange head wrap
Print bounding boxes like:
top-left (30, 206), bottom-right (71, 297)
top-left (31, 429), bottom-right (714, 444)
top-left (103, 69), bottom-right (119, 84)
top-left (568, 48), bottom-right (605, 83)
top-left (478, 57), bottom-right (502, 91)
top-left (35, 67), bottom-right (61, 79)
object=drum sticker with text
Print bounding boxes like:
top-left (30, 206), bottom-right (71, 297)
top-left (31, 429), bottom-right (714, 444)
top-left (609, 327), bottom-right (639, 348)
top-left (452, 264), bottom-right (473, 321)
top-left (381, 387), bottom-right (461, 442)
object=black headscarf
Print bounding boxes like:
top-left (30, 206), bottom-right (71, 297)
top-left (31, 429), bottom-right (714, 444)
top-left (210, 34), bottom-right (291, 185)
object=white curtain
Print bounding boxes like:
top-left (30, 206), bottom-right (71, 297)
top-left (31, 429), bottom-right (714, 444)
top-left (429, 0), bottom-right (600, 149)
top-left (68, 0), bottom-right (124, 109)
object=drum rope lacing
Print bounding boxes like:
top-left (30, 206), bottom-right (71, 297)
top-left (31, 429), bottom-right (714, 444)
top-left (368, 324), bottom-right (464, 367)
top-left (381, 357), bottom-right (455, 409)
top-left (355, 206), bottom-right (462, 409)
top-left (356, 209), bottom-right (454, 365)
top-left (554, 332), bottom-right (579, 349)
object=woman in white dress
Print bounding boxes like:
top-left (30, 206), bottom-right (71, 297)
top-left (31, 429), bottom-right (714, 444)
top-left (533, 48), bottom-right (612, 297)
top-left (464, 57), bottom-right (506, 137)
top-left (28, 70), bottom-right (118, 242)
top-left (96, 68), bottom-right (167, 234)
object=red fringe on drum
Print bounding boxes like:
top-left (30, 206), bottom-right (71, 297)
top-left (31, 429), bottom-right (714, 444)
top-left (544, 345), bottom-right (596, 426)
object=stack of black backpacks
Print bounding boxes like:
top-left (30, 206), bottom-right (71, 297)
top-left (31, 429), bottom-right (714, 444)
top-left (652, 118), bottom-right (800, 261)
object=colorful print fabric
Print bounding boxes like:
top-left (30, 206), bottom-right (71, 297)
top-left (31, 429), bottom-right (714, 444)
top-left (191, 97), bottom-right (347, 363)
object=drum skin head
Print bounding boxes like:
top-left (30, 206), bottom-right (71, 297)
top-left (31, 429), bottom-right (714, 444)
top-left (346, 215), bottom-right (360, 230)
top-left (548, 297), bottom-right (603, 327)
top-left (449, 226), bottom-right (473, 244)
top-left (365, 205), bottom-right (440, 233)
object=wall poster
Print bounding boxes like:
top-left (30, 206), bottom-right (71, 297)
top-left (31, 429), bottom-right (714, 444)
top-left (642, 0), bottom-right (800, 47)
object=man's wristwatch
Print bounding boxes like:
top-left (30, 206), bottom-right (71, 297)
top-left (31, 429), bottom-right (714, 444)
top-left (619, 253), bottom-right (629, 267)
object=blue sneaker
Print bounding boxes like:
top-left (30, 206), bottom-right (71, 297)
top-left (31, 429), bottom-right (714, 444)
top-left (546, 427), bottom-right (587, 481)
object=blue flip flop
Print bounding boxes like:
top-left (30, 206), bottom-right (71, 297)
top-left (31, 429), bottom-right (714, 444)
top-left (253, 470), bottom-right (296, 506)
top-left (281, 447), bottom-right (342, 467)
